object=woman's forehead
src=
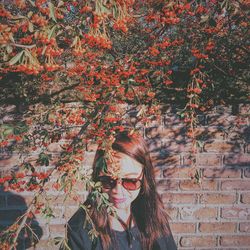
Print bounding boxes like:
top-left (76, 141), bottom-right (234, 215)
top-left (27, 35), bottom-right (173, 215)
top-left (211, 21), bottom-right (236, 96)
top-left (109, 152), bottom-right (143, 176)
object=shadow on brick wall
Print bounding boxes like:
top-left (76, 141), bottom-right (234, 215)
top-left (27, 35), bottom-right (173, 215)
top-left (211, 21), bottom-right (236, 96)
top-left (0, 189), bottom-right (43, 249)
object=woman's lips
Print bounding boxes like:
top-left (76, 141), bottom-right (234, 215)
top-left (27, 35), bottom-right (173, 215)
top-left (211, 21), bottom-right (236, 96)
top-left (112, 197), bottom-right (127, 204)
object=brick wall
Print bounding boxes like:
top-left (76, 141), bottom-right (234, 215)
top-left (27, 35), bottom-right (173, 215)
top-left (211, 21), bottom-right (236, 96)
top-left (0, 104), bottom-right (250, 249)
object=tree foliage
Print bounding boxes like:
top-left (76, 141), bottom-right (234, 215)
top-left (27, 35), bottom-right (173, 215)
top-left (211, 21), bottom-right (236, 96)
top-left (0, 0), bottom-right (249, 248)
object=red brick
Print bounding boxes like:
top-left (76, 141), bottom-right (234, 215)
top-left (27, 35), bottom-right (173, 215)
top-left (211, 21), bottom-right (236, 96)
top-left (170, 222), bottom-right (196, 234)
top-left (200, 193), bottom-right (236, 204)
top-left (163, 166), bottom-right (193, 178)
top-left (156, 179), bottom-right (179, 192)
top-left (180, 207), bottom-right (217, 220)
top-left (203, 168), bottom-right (241, 178)
top-left (164, 206), bottom-right (179, 220)
top-left (240, 193), bottom-right (250, 204)
top-left (145, 126), bottom-right (162, 139)
top-left (0, 154), bottom-right (22, 172)
top-left (163, 114), bottom-right (183, 126)
top-left (204, 141), bottom-right (241, 153)
top-left (182, 154), bottom-right (193, 166)
top-left (215, 105), bottom-right (232, 114)
top-left (224, 154), bottom-right (250, 166)
top-left (195, 127), bottom-right (225, 140)
top-left (221, 207), bottom-right (250, 220)
top-left (163, 141), bottom-right (193, 154)
top-left (180, 179), bottom-right (217, 191)
top-left (207, 113), bottom-right (236, 126)
top-left (246, 143), bottom-right (250, 153)
top-left (228, 130), bottom-right (245, 140)
top-left (83, 151), bottom-right (95, 167)
top-left (147, 139), bottom-right (161, 153)
top-left (154, 155), bottom-right (180, 167)
top-left (180, 236), bottom-right (217, 247)
top-left (31, 239), bottom-right (55, 249)
top-left (221, 180), bottom-right (250, 190)
top-left (162, 193), bottom-right (197, 204)
top-left (85, 141), bottom-right (98, 152)
top-left (45, 194), bottom-right (87, 206)
top-left (239, 222), bottom-right (250, 233)
top-left (199, 222), bottom-right (236, 233)
top-left (49, 223), bottom-right (65, 236)
top-left (154, 167), bottom-right (161, 178)
top-left (160, 128), bottom-right (183, 139)
top-left (244, 167), bottom-right (250, 177)
top-left (197, 154), bottom-right (222, 167)
top-left (166, 141), bottom-right (192, 154)
top-left (63, 206), bottom-right (79, 218)
top-left (35, 207), bottom-right (63, 220)
top-left (220, 236), bottom-right (250, 247)
top-left (46, 140), bottom-right (71, 153)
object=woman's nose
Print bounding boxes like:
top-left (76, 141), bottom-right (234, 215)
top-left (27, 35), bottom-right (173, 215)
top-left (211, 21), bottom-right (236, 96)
top-left (112, 179), bottom-right (124, 193)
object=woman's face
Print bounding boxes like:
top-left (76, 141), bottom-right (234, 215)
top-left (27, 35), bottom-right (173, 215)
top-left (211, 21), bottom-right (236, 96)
top-left (99, 152), bottom-right (143, 211)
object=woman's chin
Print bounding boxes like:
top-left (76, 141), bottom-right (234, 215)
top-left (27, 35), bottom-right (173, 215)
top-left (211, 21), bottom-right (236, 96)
top-left (113, 201), bottom-right (130, 210)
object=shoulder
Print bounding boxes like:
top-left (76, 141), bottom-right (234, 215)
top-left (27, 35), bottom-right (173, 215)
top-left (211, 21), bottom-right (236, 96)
top-left (66, 206), bottom-right (100, 250)
top-left (68, 206), bottom-right (87, 231)
top-left (153, 233), bottom-right (177, 250)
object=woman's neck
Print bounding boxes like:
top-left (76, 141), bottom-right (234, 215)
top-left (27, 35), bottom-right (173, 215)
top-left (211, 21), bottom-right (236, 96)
top-left (116, 207), bottom-right (131, 222)
top-left (109, 207), bottom-right (133, 231)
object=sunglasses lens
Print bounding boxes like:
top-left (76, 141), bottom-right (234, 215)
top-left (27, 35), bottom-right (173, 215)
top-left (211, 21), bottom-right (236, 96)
top-left (122, 179), bottom-right (141, 190)
top-left (98, 176), bottom-right (115, 189)
top-left (98, 176), bottom-right (142, 191)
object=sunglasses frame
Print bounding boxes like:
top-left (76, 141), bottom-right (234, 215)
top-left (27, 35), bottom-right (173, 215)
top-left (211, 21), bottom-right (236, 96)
top-left (97, 171), bottom-right (143, 191)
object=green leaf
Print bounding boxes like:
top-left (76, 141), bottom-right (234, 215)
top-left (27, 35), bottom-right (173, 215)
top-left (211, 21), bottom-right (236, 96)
top-left (36, 152), bottom-right (52, 166)
top-left (49, 2), bottom-right (57, 22)
top-left (102, 193), bottom-right (109, 200)
top-left (3, 127), bottom-right (13, 137)
top-left (100, 4), bottom-right (111, 15)
top-left (27, 11), bottom-right (33, 18)
top-left (57, 1), bottom-right (64, 8)
top-left (42, 45), bottom-right (47, 55)
top-left (25, 49), bottom-right (39, 64)
top-left (9, 33), bottom-right (15, 43)
top-left (28, 22), bottom-right (34, 32)
top-left (3, 53), bottom-right (9, 62)
top-left (200, 15), bottom-right (209, 24)
top-left (27, 0), bottom-right (35, 7)
top-left (6, 45), bottom-right (13, 54)
top-left (48, 25), bottom-right (57, 40)
top-left (54, 236), bottom-right (63, 245)
top-left (13, 122), bottom-right (29, 134)
top-left (71, 36), bottom-right (78, 48)
top-left (94, 181), bottom-right (102, 188)
top-left (11, 15), bottom-right (27, 20)
top-left (8, 51), bottom-right (25, 65)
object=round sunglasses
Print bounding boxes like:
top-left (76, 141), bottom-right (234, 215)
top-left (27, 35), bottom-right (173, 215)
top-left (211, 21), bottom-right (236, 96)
top-left (97, 171), bottom-right (143, 191)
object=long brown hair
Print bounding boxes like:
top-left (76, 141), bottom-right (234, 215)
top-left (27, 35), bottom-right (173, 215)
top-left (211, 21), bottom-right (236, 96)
top-left (88, 131), bottom-right (170, 250)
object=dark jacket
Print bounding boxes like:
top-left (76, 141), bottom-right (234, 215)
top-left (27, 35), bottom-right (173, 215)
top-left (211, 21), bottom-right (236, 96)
top-left (62, 207), bottom-right (177, 250)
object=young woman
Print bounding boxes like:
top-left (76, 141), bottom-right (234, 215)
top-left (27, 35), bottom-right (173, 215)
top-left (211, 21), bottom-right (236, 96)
top-left (64, 131), bottom-right (177, 250)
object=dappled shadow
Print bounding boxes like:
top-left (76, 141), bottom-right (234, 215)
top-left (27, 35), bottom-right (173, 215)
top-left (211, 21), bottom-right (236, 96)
top-left (0, 103), bottom-right (249, 249)
top-left (0, 189), bottom-right (43, 249)
top-left (125, 104), bottom-right (250, 179)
